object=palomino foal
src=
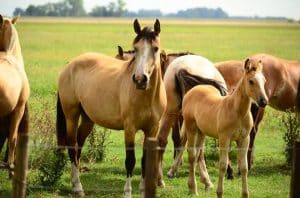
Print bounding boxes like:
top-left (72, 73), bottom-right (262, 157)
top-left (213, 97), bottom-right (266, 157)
top-left (57, 19), bottom-right (166, 197)
top-left (0, 15), bottom-right (30, 177)
top-left (178, 58), bottom-right (267, 197)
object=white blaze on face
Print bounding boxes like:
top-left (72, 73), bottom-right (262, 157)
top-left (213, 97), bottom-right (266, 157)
top-left (255, 72), bottom-right (268, 99)
top-left (135, 40), bottom-right (151, 80)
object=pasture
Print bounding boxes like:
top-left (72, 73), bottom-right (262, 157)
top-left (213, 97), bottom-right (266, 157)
top-left (0, 17), bottom-right (300, 197)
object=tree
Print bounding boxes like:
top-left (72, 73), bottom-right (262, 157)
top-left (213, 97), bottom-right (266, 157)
top-left (13, 8), bottom-right (25, 16)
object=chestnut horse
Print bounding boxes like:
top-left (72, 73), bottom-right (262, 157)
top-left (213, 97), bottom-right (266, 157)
top-left (177, 58), bottom-right (267, 197)
top-left (156, 54), bottom-right (228, 187)
top-left (0, 15), bottom-right (30, 176)
top-left (56, 19), bottom-right (166, 197)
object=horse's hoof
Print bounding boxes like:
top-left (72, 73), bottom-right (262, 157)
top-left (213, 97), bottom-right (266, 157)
top-left (205, 182), bottom-right (214, 192)
top-left (188, 189), bottom-right (198, 196)
top-left (167, 169), bottom-right (176, 178)
top-left (74, 191), bottom-right (85, 198)
top-left (157, 179), bottom-right (165, 188)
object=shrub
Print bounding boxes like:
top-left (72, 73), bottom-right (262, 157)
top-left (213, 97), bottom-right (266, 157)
top-left (82, 127), bottom-right (112, 163)
top-left (282, 109), bottom-right (300, 165)
top-left (28, 97), bottom-right (67, 189)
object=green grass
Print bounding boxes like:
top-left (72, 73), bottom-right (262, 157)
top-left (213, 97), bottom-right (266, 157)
top-left (1, 18), bottom-right (300, 197)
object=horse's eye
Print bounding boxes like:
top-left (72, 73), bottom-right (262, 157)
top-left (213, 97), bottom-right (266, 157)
top-left (134, 47), bottom-right (138, 52)
top-left (153, 47), bottom-right (159, 53)
top-left (249, 80), bottom-right (254, 85)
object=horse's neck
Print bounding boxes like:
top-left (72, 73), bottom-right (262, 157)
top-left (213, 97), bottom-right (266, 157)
top-left (227, 77), bottom-right (251, 117)
top-left (149, 64), bottom-right (164, 99)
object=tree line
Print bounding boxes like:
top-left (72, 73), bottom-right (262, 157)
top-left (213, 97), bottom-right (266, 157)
top-left (13, 0), bottom-right (230, 18)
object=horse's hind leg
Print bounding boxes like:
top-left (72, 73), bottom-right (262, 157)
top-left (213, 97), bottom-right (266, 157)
top-left (8, 103), bottom-right (25, 178)
top-left (196, 132), bottom-right (213, 191)
top-left (64, 106), bottom-right (83, 196)
top-left (157, 113), bottom-right (178, 187)
top-left (172, 115), bottom-right (183, 159)
top-left (167, 121), bottom-right (187, 178)
top-left (77, 110), bottom-right (94, 161)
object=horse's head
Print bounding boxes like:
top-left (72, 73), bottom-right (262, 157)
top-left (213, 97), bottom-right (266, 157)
top-left (0, 15), bottom-right (18, 52)
top-left (244, 58), bottom-right (268, 107)
top-left (115, 46), bottom-right (135, 61)
top-left (132, 19), bottom-right (161, 90)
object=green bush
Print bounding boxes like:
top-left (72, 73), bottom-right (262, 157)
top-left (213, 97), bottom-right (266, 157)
top-left (282, 110), bottom-right (300, 165)
top-left (82, 127), bottom-right (112, 163)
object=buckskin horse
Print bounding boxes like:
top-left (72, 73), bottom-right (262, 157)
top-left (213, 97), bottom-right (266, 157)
top-left (0, 15), bottom-right (30, 177)
top-left (176, 58), bottom-right (267, 197)
top-left (56, 19), bottom-right (166, 197)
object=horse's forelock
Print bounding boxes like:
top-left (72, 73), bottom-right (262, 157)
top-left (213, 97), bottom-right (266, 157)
top-left (133, 27), bottom-right (158, 44)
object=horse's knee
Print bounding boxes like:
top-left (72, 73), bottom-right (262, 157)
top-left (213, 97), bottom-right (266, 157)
top-left (239, 166), bottom-right (248, 175)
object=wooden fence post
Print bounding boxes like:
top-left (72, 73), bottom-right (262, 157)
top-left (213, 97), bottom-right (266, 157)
top-left (145, 137), bottom-right (158, 198)
top-left (290, 140), bottom-right (300, 198)
top-left (12, 133), bottom-right (29, 198)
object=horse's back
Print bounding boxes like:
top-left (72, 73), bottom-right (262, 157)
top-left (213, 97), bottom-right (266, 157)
top-left (182, 85), bottom-right (222, 138)
top-left (58, 52), bottom-right (130, 129)
top-left (215, 60), bottom-right (244, 93)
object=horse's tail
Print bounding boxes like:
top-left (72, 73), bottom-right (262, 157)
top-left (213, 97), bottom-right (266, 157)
top-left (56, 93), bottom-right (66, 148)
top-left (296, 80), bottom-right (300, 113)
top-left (175, 69), bottom-right (227, 109)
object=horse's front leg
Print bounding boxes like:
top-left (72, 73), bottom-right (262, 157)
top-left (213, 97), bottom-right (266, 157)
top-left (217, 137), bottom-right (230, 198)
top-left (124, 125), bottom-right (137, 198)
top-left (8, 103), bottom-right (25, 178)
top-left (237, 136), bottom-right (250, 198)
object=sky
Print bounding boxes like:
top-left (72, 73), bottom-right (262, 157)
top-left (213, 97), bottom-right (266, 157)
top-left (1, 0), bottom-right (300, 20)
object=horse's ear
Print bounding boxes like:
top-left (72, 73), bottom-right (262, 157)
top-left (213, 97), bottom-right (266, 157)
top-left (154, 19), bottom-right (160, 34)
top-left (160, 50), bottom-right (167, 61)
top-left (118, 46), bottom-right (124, 57)
top-left (244, 58), bottom-right (251, 72)
top-left (133, 19), bottom-right (141, 35)
top-left (12, 16), bottom-right (19, 24)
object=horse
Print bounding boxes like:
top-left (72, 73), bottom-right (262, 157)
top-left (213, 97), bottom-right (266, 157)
top-left (169, 53), bottom-right (300, 179)
top-left (56, 19), bottom-right (166, 197)
top-left (116, 46), bottom-right (193, 159)
top-left (176, 58), bottom-right (268, 197)
top-left (216, 53), bottom-right (300, 171)
top-left (156, 54), bottom-right (228, 187)
top-left (0, 15), bottom-right (30, 177)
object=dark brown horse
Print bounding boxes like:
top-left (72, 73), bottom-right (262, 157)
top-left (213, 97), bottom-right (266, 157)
top-left (57, 19), bottom-right (166, 197)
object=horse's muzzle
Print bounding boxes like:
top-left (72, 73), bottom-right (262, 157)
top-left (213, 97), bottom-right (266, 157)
top-left (132, 74), bottom-right (148, 90)
top-left (257, 97), bottom-right (268, 108)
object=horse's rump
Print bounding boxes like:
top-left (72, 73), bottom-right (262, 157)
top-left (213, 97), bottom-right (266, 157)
top-left (175, 69), bottom-right (227, 108)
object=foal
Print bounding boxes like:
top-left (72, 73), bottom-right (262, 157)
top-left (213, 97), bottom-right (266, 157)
top-left (179, 58), bottom-right (267, 197)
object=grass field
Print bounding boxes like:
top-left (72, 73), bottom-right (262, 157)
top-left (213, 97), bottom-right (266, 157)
top-left (0, 17), bottom-right (300, 197)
